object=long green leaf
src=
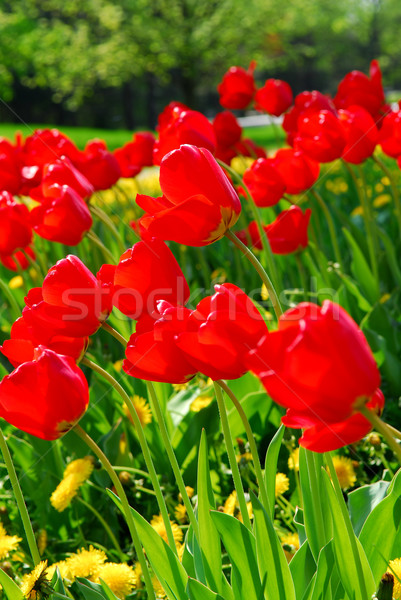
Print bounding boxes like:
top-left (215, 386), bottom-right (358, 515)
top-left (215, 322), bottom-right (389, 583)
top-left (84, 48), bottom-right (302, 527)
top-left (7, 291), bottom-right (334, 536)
top-left (289, 541), bottom-right (316, 600)
top-left (264, 424), bottom-right (285, 519)
top-left (251, 492), bottom-right (296, 600)
top-left (197, 430), bottom-right (224, 594)
top-left (0, 567), bottom-right (24, 600)
top-left (321, 469), bottom-right (375, 600)
top-left (187, 578), bottom-right (226, 600)
top-left (359, 468), bottom-right (401, 584)
top-left (343, 228), bottom-right (380, 304)
top-left (107, 490), bottom-right (188, 600)
top-left (211, 511), bottom-right (263, 600)
top-left (309, 540), bottom-right (338, 600)
top-left (348, 480), bottom-right (389, 536)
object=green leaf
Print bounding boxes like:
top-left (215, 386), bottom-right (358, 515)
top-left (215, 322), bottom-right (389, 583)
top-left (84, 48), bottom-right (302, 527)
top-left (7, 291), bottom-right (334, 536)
top-left (0, 567), bottom-right (24, 600)
top-left (337, 272), bottom-right (372, 312)
top-left (99, 580), bottom-right (120, 600)
top-left (251, 492), bottom-right (296, 600)
top-left (197, 430), bottom-right (226, 595)
top-left (187, 578), bottom-right (226, 600)
top-left (343, 228), bottom-right (380, 304)
top-left (309, 540), bottom-right (339, 600)
top-left (107, 490), bottom-right (188, 600)
top-left (321, 469), bottom-right (375, 600)
top-left (348, 480), bottom-right (389, 536)
top-left (73, 579), bottom-right (108, 599)
top-left (264, 424), bottom-right (285, 519)
top-left (359, 468), bottom-right (401, 585)
top-left (289, 541), bottom-right (316, 600)
top-left (210, 511), bottom-right (263, 600)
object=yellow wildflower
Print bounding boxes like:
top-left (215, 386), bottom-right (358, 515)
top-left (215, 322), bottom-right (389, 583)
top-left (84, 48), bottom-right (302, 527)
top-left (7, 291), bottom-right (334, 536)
top-left (211, 268), bottom-right (227, 283)
top-left (152, 575), bottom-right (167, 599)
top-left (46, 561), bottom-right (70, 581)
top-left (380, 293), bottom-right (391, 304)
top-left (133, 562), bottom-right (143, 588)
top-left (174, 503), bottom-right (187, 524)
top-left (351, 205), bottom-right (364, 217)
top-left (8, 276), bottom-right (24, 290)
top-left (136, 167), bottom-right (161, 197)
top-left (177, 542), bottom-right (185, 562)
top-left (288, 448), bottom-right (300, 472)
top-left (388, 557), bottom-right (401, 599)
top-left (230, 156), bottom-right (254, 176)
top-left (330, 455), bottom-right (357, 490)
top-left (20, 560), bottom-right (51, 599)
top-left (261, 284), bottom-right (269, 301)
top-left (51, 457), bottom-right (94, 512)
top-left (373, 193), bottom-right (391, 208)
top-left (37, 529), bottom-right (47, 556)
top-left (275, 473), bottom-right (290, 497)
top-left (97, 563), bottom-right (136, 599)
top-left (150, 515), bottom-right (183, 547)
top-left (172, 382), bottom-right (189, 392)
top-left (236, 452), bottom-right (252, 463)
top-left (374, 182), bottom-right (384, 193)
top-left (223, 491), bottom-right (252, 521)
top-left (124, 396), bottom-right (152, 427)
top-left (281, 532), bottom-right (300, 562)
top-left (65, 546), bottom-right (107, 581)
top-left (190, 395), bottom-right (213, 412)
top-left (381, 176), bottom-right (390, 186)
top-left (0, 522), bottom-right (21, 559)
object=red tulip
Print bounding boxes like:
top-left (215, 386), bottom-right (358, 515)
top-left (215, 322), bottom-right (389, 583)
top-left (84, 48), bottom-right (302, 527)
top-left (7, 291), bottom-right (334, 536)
top-left (283, 91), bottom-right (336, 146)
top-left (153, 108), bottom-right (216, 165)
top-left (0, 138), bottom-right (22, 195)
top-left (137, 145), bottom-right (241, 246)
top-left (30, 184), bottom-right (93, 245)
top-left (123, 303), bottom-right (197, 384)
top-left (30, 157), bottom-right (94, 200)
top-left (242, 158), bottom-right (285, 207)
top-left (213, 111), bottom-right (242, 148)
top-left (247, 301), bottom-right (383, 451)
top-left (217, 62), bottom-right (256, 110)
top-left (74, 140), bottom-right (121, 190)
top-left (339, 105), bottom-right (379, 164)
top-left (23, 256), bottom-right (113, 338)
top-left (273, 148), bottom-right (320, 195)
top-left (334, 60), bottom-right (389, 125)
top-left (1, 316), bottom-right (88, 368)
top-left (254, 79), bottom-right (293, 116)
top-left (233, 138), bottom-right (267, 160)
top-left (0, 347), bottom-right (89, 440)
top-left (157, 101), bottom-right (189, 131)
top-left (0, 246), bottom-right (35, 272)
top-left (175, 283), bottom-right (268, 380)
top-left (113, 132), bottom-right (155, 177)
top-left (378, 110), bottom-right (401, 158)
top-left (22, 129), bottom-right (82, 173)
top-left (0, 192), bottom-right (32, 256)
top-left (112, 239), bottom-right (190, 319)
top-left (294, 110), bottom-right (346, 163)
top-left (236, 207), bottom-right (311, 255)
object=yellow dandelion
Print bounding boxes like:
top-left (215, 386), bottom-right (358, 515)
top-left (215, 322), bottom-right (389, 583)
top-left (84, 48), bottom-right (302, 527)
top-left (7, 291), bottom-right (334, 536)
top-left (275, 473), bottom-right (290, 497)
top-left (20, 560), bottom-right (51, 599)
top-left (9, 276), bottom-right (24, 290)
top-left (373, 193), bottom-right (391, 208)
top-left (65, 546), bottom-right (107, 581)
top-left (50, 474), bottom-right (81, 512)
top-left (330, 455), bottom-right (357, 490)
top-left (172, 382), bottom-right (189, 392)
top-left (177, 542), bottom-right (185, 562)
top-left (380, 293), bottom-right (391, 304)
top-left (238, 502), bottom-right (253, 523)
top-left (211, 268), bottom-right (227, 283)
top-left (351, 205), bottom-right (364, 217)
top-left (236, 451), bottom-right (252, 464)
top-left (37, 529), bottom-right (47, 556)
top-left (388, 557), bottom-right (401, 599)
top-left (261, 284), bottom-right (269, 301)
top-left (281, 532), bottom-right (300, 562)
top-left (133, 562), bottom-right (143, 589)
top-left (124, 396), bottom-right (152, 427)
top-left (97, 563), bottom-right (136, 599)
top-left (338, 181), bottom-right (348, 193)
top-left (230, 156), bottom-right (254, 176)
top-left (113, 360), bottom-right (123, 372)
top-left (374, 182), bottom-right (384, 193)
top-left (190, 395), bottom-right (213, 412)
top-left (174, 503), bottom-right (187, 524)
top-left (150, 515), bottom-right (183, 547)
top-left (64, 457), bottom-right (95, 482)
top-left (223, 491), bottom-right (237, 516)
top-left (381, 176), bottom-right (390, 186)
top-left (288, 448), bottom-right (300, 472)
top-left (136, 167), bottom-right (161, 197)
top-left (46, 560), bottom-right (70, 581)
top-left (0, 522), bottom-right (21, 559)
top-left (152, 574), bottom-right (167, 599)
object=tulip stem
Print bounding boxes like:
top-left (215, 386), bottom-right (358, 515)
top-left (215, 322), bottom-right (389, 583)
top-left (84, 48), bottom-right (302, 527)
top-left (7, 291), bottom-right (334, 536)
top-left (309, 189), bottom-right (342, 267)
top-left (0, 428), bottom-right (41, 565)
top-left (73, 424), bottom-right (155, 599)
top-left (76, 496), bottom-right (124, 560)
top-left (225, 229), bottom-right (283, 319)
top-left (0, 277), bottom-right (22, 321)
top-left (21, 249), bottom-right (44, 280)
top-left (324, 451), bottom-right (369, 600)
top-left (213, 382), bottom-right (252, 530)
top-left (217, 159), bottom-right (281, 292)
top-left (80, 357), bottom-right (178, 555)
top-left (146, 381), bottom-right (200, 542)
top-left (217, 380), bottom-right (271, 516)
top-left (86, 230), bottom-right (117, 264)
top-left (89, 204), bottom-right (126, 255)
top-left (359, 407), bottom-right (401, 465)
top-left (372, 154), bottom-right (401, 238)
top-left (101, 322), bottom-right (128, 346)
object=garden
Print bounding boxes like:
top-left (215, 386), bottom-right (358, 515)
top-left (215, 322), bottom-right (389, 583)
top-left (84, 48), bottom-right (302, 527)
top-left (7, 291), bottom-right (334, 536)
top-left (0, 53), bottom-right (401, 600)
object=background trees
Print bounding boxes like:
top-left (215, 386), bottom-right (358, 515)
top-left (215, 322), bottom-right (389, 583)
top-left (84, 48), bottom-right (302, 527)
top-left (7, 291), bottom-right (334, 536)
top-left (0, 0), bottom-right (400, 129)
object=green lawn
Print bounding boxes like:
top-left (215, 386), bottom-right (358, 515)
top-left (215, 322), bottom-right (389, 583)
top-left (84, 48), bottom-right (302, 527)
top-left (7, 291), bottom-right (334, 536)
top-left (0, 122), bottom-right (284, 152)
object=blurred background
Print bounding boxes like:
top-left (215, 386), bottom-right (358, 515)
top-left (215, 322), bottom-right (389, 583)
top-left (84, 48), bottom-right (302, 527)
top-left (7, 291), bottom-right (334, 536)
top-left (0, 0), bottom-right (401, 131)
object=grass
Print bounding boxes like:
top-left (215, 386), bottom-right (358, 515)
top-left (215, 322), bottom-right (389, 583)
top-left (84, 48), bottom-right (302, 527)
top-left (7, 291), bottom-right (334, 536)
top-left (0, 122), bottom-right (284, 152)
